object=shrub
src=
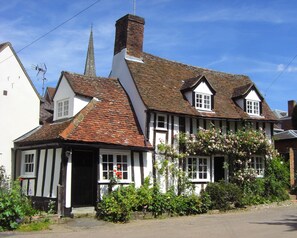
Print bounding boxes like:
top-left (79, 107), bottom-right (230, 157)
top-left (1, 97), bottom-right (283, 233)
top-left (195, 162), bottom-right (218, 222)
top-left (0, 181), bottom-right (36, 231)
top-left (205, 181), bottom-right (243, 210)
top-left (97, 185), bottom-right (137, 223)
top-left (149, 184), bottom-right (167, 218)
top-left (135, 177), bottom-right (153, 211)
top-left (263, 157), bottom-right (290, 201)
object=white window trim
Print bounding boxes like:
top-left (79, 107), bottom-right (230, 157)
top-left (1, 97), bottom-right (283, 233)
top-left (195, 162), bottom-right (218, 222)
top-left (186, 156), bottom-right (211, 182)
top-left (156, 113), bottom-right (167, 130)
top-left (99, 150), bottom-right (132, 183)
top-left (250, 155), bottom-right (265, 178)
top-left (56, 98), bottom-right (70, 119)
top-left (246, 99), bottom-right (260, 116)
top-left (195, 93), bottom-right (212, 111)
top-left (21, 150), bottom-right (36, 178)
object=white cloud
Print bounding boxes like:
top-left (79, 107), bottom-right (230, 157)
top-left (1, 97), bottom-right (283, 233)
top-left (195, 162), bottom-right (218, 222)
top-left (277, 64), bottom-right (297, 72)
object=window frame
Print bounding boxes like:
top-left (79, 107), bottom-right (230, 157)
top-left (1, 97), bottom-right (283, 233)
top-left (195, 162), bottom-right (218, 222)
top-left (21, 150), bottom-right (36, 177)
top-left (57, 98), bottom-right (69, 119)
top-left (186, 156), bottom-right (211, 182)
top-left (250, 155), bottom-right (265, 178)
top-left (99, 150), bottom-right (131, 183)
top-left (195, 93), bottom-right (212, 111)
top-left (246, 100), bottom-right (260, 116)
top-left (156, 114), bottom-right (167, 130)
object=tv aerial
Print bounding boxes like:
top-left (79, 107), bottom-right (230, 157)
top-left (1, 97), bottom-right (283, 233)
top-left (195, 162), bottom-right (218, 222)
top-left (32, 63), bottom-right (47, 96)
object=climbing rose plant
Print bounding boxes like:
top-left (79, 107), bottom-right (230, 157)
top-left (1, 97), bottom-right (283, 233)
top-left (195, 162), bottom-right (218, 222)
top-left (158, 127), bottom-right (278, 190)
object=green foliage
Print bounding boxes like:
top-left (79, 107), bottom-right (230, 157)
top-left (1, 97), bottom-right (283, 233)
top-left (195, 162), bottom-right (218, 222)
top-left (97, 184), bottom-right (137, 223)
top-left (0, 181), bottom-right (37, 231)
top-left (263, 157), bottom-right (290, 201)
top-left (97, 178), bottom-right (209, 222)
top-left (17, 217), bottom-right (51, 232)
top-left (205, 181), bottom-right (243, 211)
top-left (47, 200), bottom-right (56, 215)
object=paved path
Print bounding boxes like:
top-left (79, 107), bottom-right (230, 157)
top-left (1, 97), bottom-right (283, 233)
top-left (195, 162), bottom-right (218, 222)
top-left (2, 202), bottom-right (297, 238)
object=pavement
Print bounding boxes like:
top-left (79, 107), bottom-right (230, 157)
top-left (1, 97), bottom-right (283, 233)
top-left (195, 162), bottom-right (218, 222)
top-left (1, 201), bottom-right (297, 238)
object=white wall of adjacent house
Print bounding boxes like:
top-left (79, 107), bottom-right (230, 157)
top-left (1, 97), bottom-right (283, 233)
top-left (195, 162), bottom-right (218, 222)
top-left (0, 45), bottom-right (40, 177)
top-left (110, 49), bottom-right (147, 135)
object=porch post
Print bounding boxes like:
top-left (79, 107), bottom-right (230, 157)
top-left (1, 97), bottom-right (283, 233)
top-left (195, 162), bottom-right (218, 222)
top-left (65, 150), bottom-right (72, 209)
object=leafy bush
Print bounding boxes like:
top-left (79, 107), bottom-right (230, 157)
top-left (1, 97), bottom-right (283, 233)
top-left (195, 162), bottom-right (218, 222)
top-left (0, 181), bottom-right (36, 231)
top-left (97, 184), bottom-right (137, 223)
top-left (149, 184), bottom-right (167, 217)
top-left (263, 157), bottom-right (290, 201)
top-left (97, 178), bottom-right (210, 222)
top-left (205, 181), bottom-right (243, 210)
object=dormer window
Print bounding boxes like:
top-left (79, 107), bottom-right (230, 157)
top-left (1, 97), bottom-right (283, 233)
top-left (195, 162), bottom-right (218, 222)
top-left (232, 83), bottom-right (263, 117)
top-left (195, 93), bottom-right (211, 111)
top-left (57, 99), bottom-right (69, 118)
top-left (180, 75), bottom-right (216, 113)
top-left (246, 100), bottom-right (260, 115)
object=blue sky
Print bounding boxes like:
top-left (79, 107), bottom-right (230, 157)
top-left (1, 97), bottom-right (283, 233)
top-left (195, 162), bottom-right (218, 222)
top-left (0, 0), bottom-right (296, 111)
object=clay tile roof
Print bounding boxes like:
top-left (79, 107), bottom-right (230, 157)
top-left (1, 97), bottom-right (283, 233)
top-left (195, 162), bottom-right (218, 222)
top-left (126, 53), bottom-right (276, 121)
top-left (16, 74), bottom-right (152, 150)
top-left (46, 87), bottom-right (56, 100)
top-left (180, 76), bottom-right (202, 91)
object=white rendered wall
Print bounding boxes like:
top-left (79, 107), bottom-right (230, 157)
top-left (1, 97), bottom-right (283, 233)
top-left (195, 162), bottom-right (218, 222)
top-left (245, 90), bottom-right (261, 101)
top-left (0, 45), bottom-right (40, 177)
top-left (110, 49), bottom-right (147, 135)
top-left (73, 95), bottom-right (90, 116)
top-left (194, 82), bottom-right (213, 94)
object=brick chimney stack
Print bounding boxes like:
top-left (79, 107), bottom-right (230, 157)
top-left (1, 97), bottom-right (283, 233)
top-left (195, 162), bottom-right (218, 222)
top-left (114, 14), bottom-right (145, 58)
top-left (288, 100), bottom-right (296, 117)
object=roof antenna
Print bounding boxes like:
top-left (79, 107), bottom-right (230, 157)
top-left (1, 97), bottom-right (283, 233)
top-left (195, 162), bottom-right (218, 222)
top-left (32, 63), bottom-right (47, 96)
top-left (133, 0), bottom-right (136, 15)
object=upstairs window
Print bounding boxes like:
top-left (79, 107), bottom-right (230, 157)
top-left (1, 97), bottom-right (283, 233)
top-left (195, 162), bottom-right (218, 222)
top-left (156, 114), bottom-right (167, 130)
top-left (57, 99), bottom-right (69, 118)
top-left (195, 93), bottom-right (211, 111)
top-left (246, 100), bottom-right (260, 116)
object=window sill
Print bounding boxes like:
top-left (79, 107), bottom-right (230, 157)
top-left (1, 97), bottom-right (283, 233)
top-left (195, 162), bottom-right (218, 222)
top-left (19, 175), bottom-right (36, 179)
top-left (189, 179), bottom-right (210, 183)
top-left (155, 127), bottom-right (168, 131)
top-left (98, 180), bottom-right (133, 184)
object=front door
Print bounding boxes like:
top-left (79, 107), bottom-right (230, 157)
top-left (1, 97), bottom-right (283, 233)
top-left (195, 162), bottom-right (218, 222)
top-left (72, 150), bottom-right (96, 207)
top-left (214, 156), bottom-right (225, 182)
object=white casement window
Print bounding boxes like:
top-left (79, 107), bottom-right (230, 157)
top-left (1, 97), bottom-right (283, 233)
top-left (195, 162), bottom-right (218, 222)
top-left (100, 150), bottom-right (131, 182)
top-left (246, 100), bottom-right (260, 116)
top-left (21, 150), bottom-right (36, 177)
top-left (156, 114), bottom-right (167, 130)
top-left (250, 156), bottom-right (265, 177)
top-left (57, 99), bottom-right (69, 118)
top-left (195, 93), bottom-right (211, 111)
top-left (186, 156), bottom-right (211, 182)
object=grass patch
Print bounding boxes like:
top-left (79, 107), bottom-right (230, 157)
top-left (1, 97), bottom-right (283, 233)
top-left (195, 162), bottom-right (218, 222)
top-left (17, 218), bottom-right (51, 232)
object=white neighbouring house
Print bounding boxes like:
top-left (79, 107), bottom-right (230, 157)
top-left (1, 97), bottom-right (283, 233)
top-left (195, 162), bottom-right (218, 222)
top-left (0, 42), bottom-right (40, 178)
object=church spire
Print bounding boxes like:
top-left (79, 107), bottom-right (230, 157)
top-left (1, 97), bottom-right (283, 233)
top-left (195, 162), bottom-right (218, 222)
top-left (84, 25), bottom-right (96, 77)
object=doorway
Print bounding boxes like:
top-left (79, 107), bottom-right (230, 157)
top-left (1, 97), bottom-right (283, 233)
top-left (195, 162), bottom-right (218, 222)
top-left (72, 150), bottom-right (96, 207)
top-left (214, 156), bottom-right (225, 182)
